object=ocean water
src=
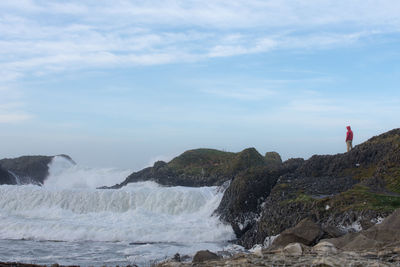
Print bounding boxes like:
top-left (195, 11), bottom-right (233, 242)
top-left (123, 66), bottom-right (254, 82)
top-left (0, 156), bottom-right (236, 266)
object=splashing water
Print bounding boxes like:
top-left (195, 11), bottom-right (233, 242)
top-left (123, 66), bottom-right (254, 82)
top-left (0, 156), bottom-right (235, 266)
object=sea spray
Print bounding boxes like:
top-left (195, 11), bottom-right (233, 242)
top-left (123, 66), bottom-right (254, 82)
top-left (44, 155), bottom-right (132, 189)
top-left (0, 156), bottom-right (235, 265)
top-left (0, 157), bottom-right (235, 265)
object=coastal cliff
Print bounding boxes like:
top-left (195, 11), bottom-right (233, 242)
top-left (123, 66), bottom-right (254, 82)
top-left (105, 128), bottom-right (400, 250)
top-left (239, 128), bottom-right (400, 248)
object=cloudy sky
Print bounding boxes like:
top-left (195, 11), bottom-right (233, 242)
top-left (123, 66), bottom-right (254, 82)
top-left (1, 0), bottom-right (399, 169)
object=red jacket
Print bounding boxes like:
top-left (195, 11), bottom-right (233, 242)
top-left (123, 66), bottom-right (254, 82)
top-left (346, 126), bottom-right (353, 141)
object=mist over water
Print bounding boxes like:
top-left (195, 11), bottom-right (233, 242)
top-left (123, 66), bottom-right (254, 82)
top-left (44, 155), bottom-right (133, 189)
top-left (0, 156), bottom-right (235, 266)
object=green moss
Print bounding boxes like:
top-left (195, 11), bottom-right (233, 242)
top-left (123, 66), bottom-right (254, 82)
top-left (384, 168), bottom-right (400, 194)
top-left (276, 183), bottom-right (289, 189)
top-left (167, 148), bottom-right (268, 178)
top-left (342, 165), bottom-right (377, 180)
top-left (369, 133), bottom-right (400, 145)
top-left (281, 191), bottom-right (314, 204)
top-left (327, 185), bottom-right (400, 212)
top-left (294, 193), bottom-right (314, 203)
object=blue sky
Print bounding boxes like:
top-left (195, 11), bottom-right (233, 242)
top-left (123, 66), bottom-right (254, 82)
top-left (1, 0), bottom-right (400, 169)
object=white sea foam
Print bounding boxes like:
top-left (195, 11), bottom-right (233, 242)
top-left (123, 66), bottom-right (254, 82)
top-left (44, 155), bottom-right (132, 189)
top-left (0, 157), bottom-right (235, 245)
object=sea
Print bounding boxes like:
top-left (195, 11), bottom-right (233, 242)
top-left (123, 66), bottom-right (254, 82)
top-left (0, 156), bottom-right (237, 266)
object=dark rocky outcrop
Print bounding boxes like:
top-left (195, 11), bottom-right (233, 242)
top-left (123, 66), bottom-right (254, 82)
top-left (214, 157), bottom-right (304, 238)
top-left (105, 148), bottom-right (270, 188)
top-left (0, 165), bottom-right (15, 185)
top-left (239, 128), bottom-right (400, 248)
top-left (0, 154), bottom-right (74, 185)
top-left (103, 128), bottom-right (400, 252)
top-left (215, 166), bottom-right (280, 237)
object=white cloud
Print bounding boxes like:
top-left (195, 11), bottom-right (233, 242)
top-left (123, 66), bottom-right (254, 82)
top-left (202, 88), bottom-right (277, 101)
top-left (1, 0), bottom-right (400, 80)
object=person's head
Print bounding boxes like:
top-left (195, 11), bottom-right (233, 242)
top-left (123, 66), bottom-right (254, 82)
top-left (346, 126), bottom-right (351, 131)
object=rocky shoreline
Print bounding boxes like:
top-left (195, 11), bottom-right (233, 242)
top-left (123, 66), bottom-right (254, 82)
top-left (1, 128), bottom-right (400, 266)
top-left (156, 207), bottom-right (400, 266)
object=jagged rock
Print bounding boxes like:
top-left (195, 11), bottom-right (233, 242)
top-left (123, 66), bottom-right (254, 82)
top-left (239, 129), bottom-right (400, 249)
top-left (0, 166), bottom-right (15, 185)
top-left (282, 242), bottom-right (304, 256)
top-left (265, 151), bottom-right (282, 166)
top-left (270, 217), bottom-right (323, 248)
top-left (215, 153), bottom-right (307, 239)
top-left (321, 225), bottom-right (346, 239)
top-left (192, 250), bottom-right (220, 263)
top-left (0, 155), bottom-right (74, 185)
top-left (215, 165), bottom-right (280, 237)
top-left (325, 208), bottom-right (400, 252)
top-left (313, 241), bottom-right (338, 255)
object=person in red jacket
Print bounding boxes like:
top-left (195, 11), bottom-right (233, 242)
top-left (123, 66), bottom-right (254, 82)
top-left (346, 126), bottom-right (353, 152)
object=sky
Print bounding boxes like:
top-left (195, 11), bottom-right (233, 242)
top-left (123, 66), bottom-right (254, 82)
top-left (1, 0), bottom-right (400, 170)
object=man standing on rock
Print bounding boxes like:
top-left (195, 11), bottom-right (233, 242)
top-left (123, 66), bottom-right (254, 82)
top-left (346, 126), bottom-right (353, 152)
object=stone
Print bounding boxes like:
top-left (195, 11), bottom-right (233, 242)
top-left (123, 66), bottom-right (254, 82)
top-left (312, 257), bottom-right (341, 267)
top-left (313, 241), bottom-right (338, 255)
top-left (192, 250), bottom-right (220, 263)
top-left (271, 217), bottom-right (323, 248)
top-left (342, 234), bottom-right (383, 251)
top-left (283, 242), bottom-right (303, 256)
top-left (322, 208), bottom-right (400, 253)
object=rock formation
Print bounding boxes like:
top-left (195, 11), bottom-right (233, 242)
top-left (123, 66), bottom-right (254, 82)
top-left (239, 128), bottom-right (400, 248)
top-left (104, 148), bottom-right (271, 188)
top-left (0, 154), bottom-right (74, 185)
top-left (0, 165), bottom-right (15, 185)
top-left (103, 128), bottom-right (400, 251)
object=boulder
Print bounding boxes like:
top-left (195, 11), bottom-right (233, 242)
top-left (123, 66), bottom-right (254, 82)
top-left (283, 242), bottom-right (304, 256)
top-left (324, 208), bottom-right (400, 252)
top-left (271, 217), bottom-right (324, 248)
top-left (342, 234), bottom-right (383, 251)
top-left (313, 241), bottom-right (338, 255)
top-left (192, 250), bottom-right (220, 263)
top-left (363, 208), bottom-right (400, 243)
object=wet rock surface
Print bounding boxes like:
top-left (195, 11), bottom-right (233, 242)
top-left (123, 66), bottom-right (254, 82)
top-left (0, 155), bottom-right (74, 185)
top-left (0, 165), bottom-right (15, 185)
